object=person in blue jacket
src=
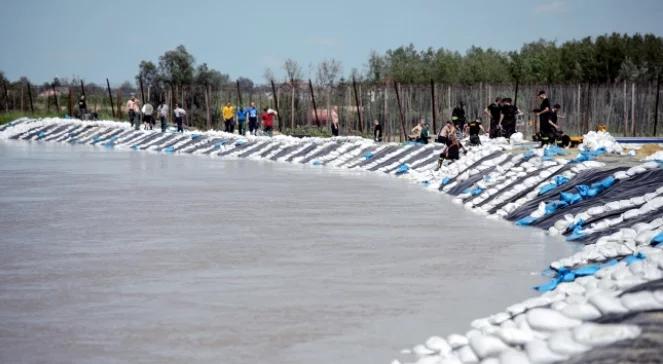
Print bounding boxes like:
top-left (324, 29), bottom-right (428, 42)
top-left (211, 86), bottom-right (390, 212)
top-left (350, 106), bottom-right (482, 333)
top-left (247, 102), bottom-right (259, 135)
top-left (236, 106), bottom-right (248, 135)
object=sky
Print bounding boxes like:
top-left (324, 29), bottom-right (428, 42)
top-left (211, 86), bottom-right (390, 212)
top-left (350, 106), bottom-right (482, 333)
top-left (1, 0), bottom-right (662, 86)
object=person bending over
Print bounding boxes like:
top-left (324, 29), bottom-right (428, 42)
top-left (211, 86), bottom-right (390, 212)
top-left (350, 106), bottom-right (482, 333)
top-left (434, 133), bottom-right (466, 170)
top-left (436, 120), bottom-right (455, 145)
top-left (465, 118), bottom-right (485, 145)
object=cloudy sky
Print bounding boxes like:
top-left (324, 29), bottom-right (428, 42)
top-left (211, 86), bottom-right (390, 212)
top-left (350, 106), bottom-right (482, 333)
top-left (1, 0), bottom-right (662, 85)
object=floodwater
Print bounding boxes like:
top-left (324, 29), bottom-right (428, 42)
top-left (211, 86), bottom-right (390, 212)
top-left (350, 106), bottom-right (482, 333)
top-left (0, 141), bottom-right (576, 364)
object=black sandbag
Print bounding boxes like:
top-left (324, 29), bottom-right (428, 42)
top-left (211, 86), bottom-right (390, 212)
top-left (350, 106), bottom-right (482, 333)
top-left (321, 144), bottom-right (361, 165)
top-left (367, 144), bottom-right (424, 171)
top-left (385, 146), bottom-right (436, 173)
top-left (337, 146), bottom-right (376, 167)
top-left (187, 137), bottom-right (227, 154)
top-left (216, 140), bottom-right (255, 157)
top-left (285, 143), bottom-right (318, 162)
top-left (505, 167), bottom-right (628, 222)
top-left (438, 151), bottom-right (504, 191)
top-left (257, 144), bottom-right (281, 158)
top-left (91, 128), bottom-right (125, 144)
top-left (348, 145), bottom-right (399, 168)
top-left (533, 169), bottom-right (663, 229)
top-left (138, 133), bottom-right (178, 149)
top-left (41, 125), bottom-right (72, 140)
top-left (171, 135), bottom-right (209, 151)
top-left (572, 205), bottom-right (663, 244)
top-left (269, 144), bottom-right (300, 161)
top-left (237, 141), bottom-right (270, 158)
top-left (299, 142), bottom-right (342, 164)
top-left (475, 159), bottom-right (569, 209)
top-left (410, 154), bottom-right (439, 170)
top-left (567, 311), bottom-right (663, 364)
top-left (447, 154), bottom-right (515, 196)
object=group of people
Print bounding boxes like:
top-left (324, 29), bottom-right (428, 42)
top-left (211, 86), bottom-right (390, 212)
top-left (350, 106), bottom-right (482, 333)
top-left (123, 95), bottom-right (276, 136)
top-left (126, 94), bottom-right (186, 133)
top-left (219, 102), bottom-right (276, 136)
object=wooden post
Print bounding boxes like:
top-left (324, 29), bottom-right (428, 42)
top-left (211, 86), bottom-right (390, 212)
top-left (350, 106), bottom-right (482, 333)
top-left (623, 81), bottom-right (628, 136)
top-left (205, 83), bottom-right (211, 130)
top-left (383, 84), bottom-right (389, 141)
top-left (655, 71), bottom-right (661, 136)
top-left (309, 79), bottom-right (320, 126)
top-left (27, 82), bottom-right (34, 114)
top-left (67, 87), bottom-right (73, 116)
top-left (631, 82), bottom-right (636, 136)
top-left (393, 82), bottom-right (407, 141)
top-left (236, 80), bottom-right (243, 106)
top-left (430, 79), bottom-right (437, 134)
top-left (116, 90), bottom-right (123, 119)
top-left (106, 78), bottom-right (115, 118)
top-left (51, 83), bottom-right (59, 113)
top-left (2, 81), bottom-right (8, 113)
top-left (352, 76), bottom-right (363, 133)
top-left (270, 80), bottom-right (282, 132)
top-left (80, 80), bottom-right (85, 97)
top-left (139, 77), bottom-right (146, 105)
top-left (290, 82), bottom-right (295, 129)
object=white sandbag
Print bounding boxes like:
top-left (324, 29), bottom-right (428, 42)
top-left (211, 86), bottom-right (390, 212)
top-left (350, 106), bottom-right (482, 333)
top-left (546, 330), bottom-right (591, 356)
top-left (495, 327), bottom-right (534, 345)
top-left (620, 291), bottom-right (663, 311)
top-left (525, 339), bottom-right (569, 363)
top-left (415, 356), bottom-right (443, 364)
top-left (560, 303), bottom-right (602, 320)
top-left (468, 334), bottom-right (508, 359)
top-left (439, 357), bottom-right (463, 364)
top-left (573, 323), bottom-right (641, 347)
top-left (456, 345), bottom-right (480, 363)
top-left (626, 165), bottom-right (647, 176)
top-left (425, 336), bottom-right (452, 356)
top-left (414, 344), bottom-right (437, 357)
top-left (446, 334), bottom-right (469, 349)
top-left (498, 349), bottom-right (530, 364)
top-left (526, 308), bottom-right (582, 332)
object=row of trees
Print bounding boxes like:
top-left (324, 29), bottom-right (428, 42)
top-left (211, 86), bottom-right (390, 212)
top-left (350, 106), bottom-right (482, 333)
top-left (1, 32), bottom-right (662, 136)
top-left (368, 33), bottom-right (663, 85)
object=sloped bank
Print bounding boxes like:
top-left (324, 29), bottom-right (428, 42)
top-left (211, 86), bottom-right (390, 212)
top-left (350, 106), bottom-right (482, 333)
top-left (2, 118), bottom-right (663, 364)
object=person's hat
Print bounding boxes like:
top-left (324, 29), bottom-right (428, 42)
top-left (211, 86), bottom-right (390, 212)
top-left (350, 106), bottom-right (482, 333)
top-left (537, 90), bottom-right (546, 96)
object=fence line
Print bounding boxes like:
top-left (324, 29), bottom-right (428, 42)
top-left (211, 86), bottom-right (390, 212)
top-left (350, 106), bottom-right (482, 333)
top-left (2, 80), bottom-right (661, 138)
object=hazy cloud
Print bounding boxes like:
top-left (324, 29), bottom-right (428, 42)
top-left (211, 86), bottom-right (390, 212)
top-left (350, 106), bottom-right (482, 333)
top-left (534, 0), bottom-right (567, 14)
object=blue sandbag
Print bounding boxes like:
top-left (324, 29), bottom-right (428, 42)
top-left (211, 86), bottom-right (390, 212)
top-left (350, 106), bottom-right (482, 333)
top-left (522, 149), bottom-right (536, 160)
top-left (560, 191), bottom-right (582, 205)
top-left (535, 277), bottom-right (561, 292)
top-left (191, 134), bottom-right (203, 141)
top-left (441, 177), bottom-right (451, 185)
top-left (538, 183), bottom-right (557, 196)
top-left (624, 252), bottom-right (646, 265)
top-left (37, 131), bottom-right (46, 139)
top-left (395, 164), bottom-right (410, 175)
top-left (566, 225), bottom-right (585, 241)
top-left (363, 151), bottom-right (374, 160)
top-left (312, 160), bottom-right (322, 166)
top-left (545, 200), bottom-right (569, 215)
top-left (516, 216), bottom-right (537, 226)
top-left (554, 175), bottom-right (570, 186)
top-left (576, 184), bottom-right (590, 197)
top-left (470, 187), bottom-right (484, 196)
top-left (652, 232), bottom-right (663, 244)
top-left (572, 263), bottom-right (601, 276)
top-left (163, 146), bottom-right (175, 153)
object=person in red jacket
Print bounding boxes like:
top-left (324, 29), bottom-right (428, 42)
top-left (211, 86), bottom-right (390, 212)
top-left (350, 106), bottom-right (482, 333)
top-left (261, 108), bottom-right (275, 136)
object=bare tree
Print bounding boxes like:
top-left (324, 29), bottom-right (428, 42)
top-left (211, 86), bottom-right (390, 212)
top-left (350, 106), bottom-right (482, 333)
top-left (316, 58), bottom-right (343, 124)
top-left (283, 59), bottom-right (303, 128)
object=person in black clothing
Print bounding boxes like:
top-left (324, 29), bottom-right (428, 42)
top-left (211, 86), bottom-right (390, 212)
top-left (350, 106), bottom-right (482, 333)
top-left (451, 101), bottom-right (466, 132)
top-left (78, 95), bottom-right (87, 120)
top-left (373, 119), bottom-right (382, 142)
top-left (499, 98), bottom-right (519, 139)
top-left (464, 118), bottom-right (485, 145)
top-left (535, 90), bottom-right (554, 145)
top-left (434, 133), bottom-right (467, 170)
top-left (484, 97), bottom-right (502, 138)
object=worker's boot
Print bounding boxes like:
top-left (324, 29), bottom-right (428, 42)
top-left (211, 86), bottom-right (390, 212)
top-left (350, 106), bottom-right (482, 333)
top-left (434, 157), bottom-right (443, 171)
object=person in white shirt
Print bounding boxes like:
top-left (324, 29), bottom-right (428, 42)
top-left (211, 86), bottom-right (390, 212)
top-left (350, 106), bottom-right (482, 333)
top-left (141, 102), bottom-right (154, 130)
top-left (173, 104), bottom-right (186, 133)
top-left (157, 101), bottom-right (169, 132)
